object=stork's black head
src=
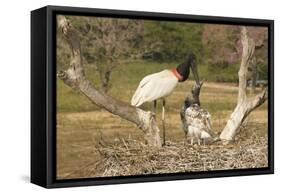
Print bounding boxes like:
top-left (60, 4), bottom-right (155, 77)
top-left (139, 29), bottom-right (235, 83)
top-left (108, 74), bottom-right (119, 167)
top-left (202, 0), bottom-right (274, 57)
top-left (176, 52), bottom-right (196, 82)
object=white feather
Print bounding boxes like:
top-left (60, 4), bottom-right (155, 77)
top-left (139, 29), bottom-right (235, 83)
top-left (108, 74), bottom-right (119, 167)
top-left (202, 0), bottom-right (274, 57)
top-left (201, 131), bottom-right (211, 139)
top-left (131, 70), bottom-right (178, 107)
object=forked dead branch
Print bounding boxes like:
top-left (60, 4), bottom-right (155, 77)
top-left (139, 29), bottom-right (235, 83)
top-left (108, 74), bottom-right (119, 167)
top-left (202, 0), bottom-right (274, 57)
top-left (57, 15), bottom-right (161, 148)
top-left (219, 27), bottom-right (268, 143)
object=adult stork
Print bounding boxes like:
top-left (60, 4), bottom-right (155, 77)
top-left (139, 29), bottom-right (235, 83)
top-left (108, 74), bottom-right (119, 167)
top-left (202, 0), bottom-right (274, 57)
top-left (131, 52), bottom-right (200, 145)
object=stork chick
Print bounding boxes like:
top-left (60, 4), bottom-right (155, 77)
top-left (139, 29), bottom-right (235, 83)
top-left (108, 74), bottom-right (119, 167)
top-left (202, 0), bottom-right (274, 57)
top-left (180, 97), bottom-right (218, 145)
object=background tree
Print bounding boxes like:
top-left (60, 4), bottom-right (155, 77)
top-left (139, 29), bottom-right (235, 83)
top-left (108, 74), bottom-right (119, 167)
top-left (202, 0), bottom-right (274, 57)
top-left (201, 25), bottom-right (268, 83)
top-left (248, 27), bottom-right (268, 92)
top-left (143, 21), bottom-right (203, 62)
top-left (202, 24), bottom-right (240, 66)
top-left (58, 16), bottom-right (144, 93)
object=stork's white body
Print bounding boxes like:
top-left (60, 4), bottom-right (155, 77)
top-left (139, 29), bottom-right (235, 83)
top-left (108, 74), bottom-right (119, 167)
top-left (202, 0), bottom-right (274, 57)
top-left (131, 69), bottom-right (179, 146)
top-left (131, 70), bottom-right (178, 107)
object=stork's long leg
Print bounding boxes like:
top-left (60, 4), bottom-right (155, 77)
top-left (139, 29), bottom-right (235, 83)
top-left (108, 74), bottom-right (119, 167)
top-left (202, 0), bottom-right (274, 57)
top-left (162, 99), bottom-right (166, 146)
top-left (190, 138), bottom-right (194, 145)
top-left (184, 132), bottom-right (187, 146)
top-left (153, 100), bottom-right (157, 114)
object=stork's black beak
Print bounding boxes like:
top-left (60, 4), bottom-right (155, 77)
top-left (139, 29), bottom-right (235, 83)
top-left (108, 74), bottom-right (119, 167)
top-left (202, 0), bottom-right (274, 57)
top-left (190, 60), bottom-right (200, 86)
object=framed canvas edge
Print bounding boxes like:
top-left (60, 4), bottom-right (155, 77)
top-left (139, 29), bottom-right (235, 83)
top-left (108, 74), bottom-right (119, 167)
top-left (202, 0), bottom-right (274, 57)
top-left (47, 168), bottom-right (273, 188)
top-left (31, 6), bottom-right (48, 188)
top-left (31, 5), bottom-right (274, 188)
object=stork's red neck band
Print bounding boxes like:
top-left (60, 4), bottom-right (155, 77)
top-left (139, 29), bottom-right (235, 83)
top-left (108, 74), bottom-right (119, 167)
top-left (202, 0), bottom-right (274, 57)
top-left (171, 68), bottom-right (183, 81)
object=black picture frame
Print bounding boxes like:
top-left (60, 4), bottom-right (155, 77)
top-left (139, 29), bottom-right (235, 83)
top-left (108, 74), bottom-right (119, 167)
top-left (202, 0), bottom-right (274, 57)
top-left (31, 5), bottom-right (274, 188)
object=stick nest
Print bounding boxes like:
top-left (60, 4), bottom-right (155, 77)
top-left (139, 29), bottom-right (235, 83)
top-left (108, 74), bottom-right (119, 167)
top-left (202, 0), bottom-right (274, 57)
top-left (90, 134), bottom-right (268, 177)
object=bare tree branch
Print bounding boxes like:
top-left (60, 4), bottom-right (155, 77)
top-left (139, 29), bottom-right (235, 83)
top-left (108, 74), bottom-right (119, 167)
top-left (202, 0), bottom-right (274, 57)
top-left (57, 15), bottom-right (161, 148)
top-left (219, 27), bottom-right (268, 143)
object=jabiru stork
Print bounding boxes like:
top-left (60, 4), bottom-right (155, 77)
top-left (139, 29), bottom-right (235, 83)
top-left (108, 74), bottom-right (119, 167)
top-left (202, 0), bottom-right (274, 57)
top-left (131, 52), bottom-right (200, 145)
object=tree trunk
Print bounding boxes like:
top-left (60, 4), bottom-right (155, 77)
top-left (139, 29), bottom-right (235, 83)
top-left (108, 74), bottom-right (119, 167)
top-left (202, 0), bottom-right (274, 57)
top-left (57, 15), bottom-right (161, 148)
top-left (219, 27), bottom-right (268, 143)
top-left (250, 57), bottom-right (257, 93)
